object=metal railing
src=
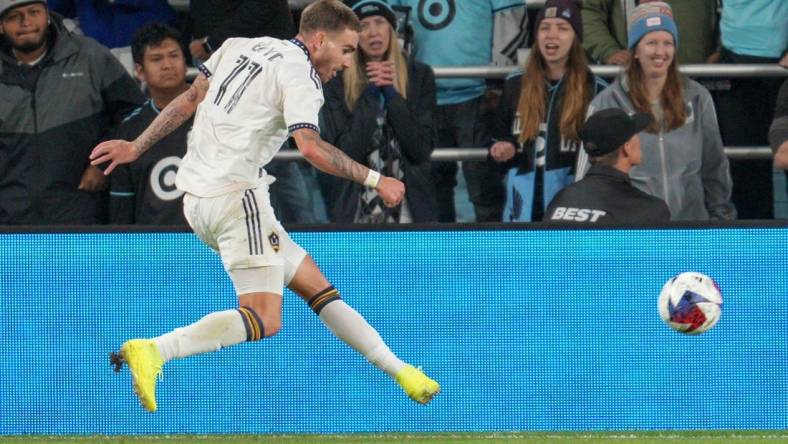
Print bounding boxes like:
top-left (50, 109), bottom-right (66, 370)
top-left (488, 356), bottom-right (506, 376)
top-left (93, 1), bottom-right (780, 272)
top-left (182, 63), bottom-right (786, 161)
top-left (273, 146), bottom-right (773, 161)
top-left (431, 64), bottom-right (788, 79)
top-left (186, 64), bottom-right (788, 81)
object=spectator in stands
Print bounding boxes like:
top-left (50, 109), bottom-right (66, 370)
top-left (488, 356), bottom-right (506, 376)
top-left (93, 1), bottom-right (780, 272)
top-left (544, 108), bottom-right (670, 224)
top-left (0, 0), bottom-right (144, 224)
top-left (709, 0), bottom-right (787, 219)
top-left (389, 0), bottom-right (528, 222)
top-left (319, 0), bottom-right (436, 223)
top-left (582, 0), bottom-right (718, 66)
top-left (770, 79), bottom-right (788, 200)
top-left (489, 0), bottom-right (607, 222)
top-left (575, 2), bottom-right (736, 221)
top-left (185, 0), bottom-right (293, 64)
top-left (108, 23), bottom-right (189, 225)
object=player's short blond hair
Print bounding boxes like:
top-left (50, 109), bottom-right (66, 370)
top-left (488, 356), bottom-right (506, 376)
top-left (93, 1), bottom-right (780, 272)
top-left (299, 0), bottom-right (361, 35)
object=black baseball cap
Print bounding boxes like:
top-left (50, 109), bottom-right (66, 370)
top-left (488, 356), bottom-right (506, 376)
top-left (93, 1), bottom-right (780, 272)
top-left (582, 108), bottom-right (651, 157)
top-left (0, 0), bottom-right (46, 18)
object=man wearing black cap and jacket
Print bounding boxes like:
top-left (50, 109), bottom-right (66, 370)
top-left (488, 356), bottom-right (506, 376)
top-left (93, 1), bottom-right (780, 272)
top-left (544, 108), bottom-right (670, 224)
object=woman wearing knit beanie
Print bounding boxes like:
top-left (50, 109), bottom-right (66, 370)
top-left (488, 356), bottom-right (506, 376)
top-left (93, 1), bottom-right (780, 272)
top-left (575, 2), bottom-right (736, 221)
top-left (318, 0), bottom-right (438, 223)
top-left (489, 0), bottom-right (607, 222)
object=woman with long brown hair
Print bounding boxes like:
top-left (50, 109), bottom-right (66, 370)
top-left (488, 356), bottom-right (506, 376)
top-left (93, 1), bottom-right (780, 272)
top-left (575, 2), bottom-right (736, 221)
top-left (490, 0), bottom-right (607, 222)
top-left (319, 0), bottom-right (436, 223)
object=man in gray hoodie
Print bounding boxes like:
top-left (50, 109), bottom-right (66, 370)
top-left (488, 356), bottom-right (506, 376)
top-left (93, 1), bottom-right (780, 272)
top-left (0, 0), bottom-right (144, 224)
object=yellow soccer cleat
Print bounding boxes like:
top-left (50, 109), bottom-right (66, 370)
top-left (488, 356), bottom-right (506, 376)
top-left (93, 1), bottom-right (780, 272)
top-left (395, 365), bottom-right (440, 405)
top-left (117, 339), bottom-right (164, 413)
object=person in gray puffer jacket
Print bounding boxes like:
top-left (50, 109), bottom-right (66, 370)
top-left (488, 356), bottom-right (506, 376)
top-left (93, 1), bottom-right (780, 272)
top-left (575, 2), bottom-right (736, 221)
top-left (0, 0), bottom-right (144, 225)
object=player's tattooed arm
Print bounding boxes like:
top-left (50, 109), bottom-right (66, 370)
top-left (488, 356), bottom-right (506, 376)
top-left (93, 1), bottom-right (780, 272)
top-left (133, 74), bottom-right (210, 156)
top-left (293, 128), bottom-right (405, 207)
top-left (90, 74), bottom-right (211, 174)
top-left (292, 128), bottom-right (369, 184)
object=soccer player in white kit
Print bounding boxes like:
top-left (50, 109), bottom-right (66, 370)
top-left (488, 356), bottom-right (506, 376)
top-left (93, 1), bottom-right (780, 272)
top-left (90, 0), bottom-right (439, 413)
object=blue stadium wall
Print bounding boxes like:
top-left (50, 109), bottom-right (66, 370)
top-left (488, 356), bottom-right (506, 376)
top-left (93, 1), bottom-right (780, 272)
top-left (1, 225), bottom-right (787, 434)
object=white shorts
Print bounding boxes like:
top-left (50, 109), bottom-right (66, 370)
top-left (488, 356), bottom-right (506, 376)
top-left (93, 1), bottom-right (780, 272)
top-left (183, 187), bottom-right (307, 294)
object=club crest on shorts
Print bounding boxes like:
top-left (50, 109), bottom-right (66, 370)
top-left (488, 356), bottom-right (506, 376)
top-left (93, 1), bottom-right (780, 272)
top-left (268, 231), bottom-right (280, 253)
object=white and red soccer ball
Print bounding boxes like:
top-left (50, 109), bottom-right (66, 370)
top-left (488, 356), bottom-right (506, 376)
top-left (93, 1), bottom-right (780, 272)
top-left (658, 272), bottom-right (723, 335)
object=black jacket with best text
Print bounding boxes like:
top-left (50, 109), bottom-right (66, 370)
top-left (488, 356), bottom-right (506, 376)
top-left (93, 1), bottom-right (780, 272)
top-left (544, 164), bottom-right (671, 224)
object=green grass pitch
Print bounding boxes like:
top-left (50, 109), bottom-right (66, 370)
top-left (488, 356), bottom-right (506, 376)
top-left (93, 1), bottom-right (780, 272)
top-left (1, 432), bottom-right (788, 444)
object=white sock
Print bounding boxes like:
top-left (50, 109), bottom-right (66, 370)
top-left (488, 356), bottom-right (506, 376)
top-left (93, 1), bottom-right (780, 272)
top-left (154, 309), bottom-right (248, 362)
top-left (318, 300), bottom-right (405, 378)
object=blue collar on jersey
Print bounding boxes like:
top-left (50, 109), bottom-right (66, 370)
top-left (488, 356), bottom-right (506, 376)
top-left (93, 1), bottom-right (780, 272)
top-left (148, 99), bottom-right (161, 114)
top-left (289, 38), bottom-right (311, 58)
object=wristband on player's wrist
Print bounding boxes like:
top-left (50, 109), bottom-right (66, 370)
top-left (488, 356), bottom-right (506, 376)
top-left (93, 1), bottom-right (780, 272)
top-left (364, 169), bottom-right (381, 188)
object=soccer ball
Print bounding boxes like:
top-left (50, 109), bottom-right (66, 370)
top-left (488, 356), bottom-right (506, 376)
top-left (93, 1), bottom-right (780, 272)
top-left (658, 272), bottom-right (723, 335)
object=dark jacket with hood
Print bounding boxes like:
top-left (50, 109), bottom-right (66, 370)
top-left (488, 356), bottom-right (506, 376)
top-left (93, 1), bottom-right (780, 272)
top-left (319, 60), bottom-right (437, 223)
top-left (0, 13), bottom-right (144, 224)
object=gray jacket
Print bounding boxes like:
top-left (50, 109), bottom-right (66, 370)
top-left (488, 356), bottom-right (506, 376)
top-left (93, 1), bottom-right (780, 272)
top-left (576, 77), bottom-right (736, 221)
top-left (0, 14), bottom-right (144, 224)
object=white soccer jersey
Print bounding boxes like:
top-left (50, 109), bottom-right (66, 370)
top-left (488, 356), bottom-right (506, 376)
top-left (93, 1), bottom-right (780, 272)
top-left (176, 37), bottom-right (324, 197)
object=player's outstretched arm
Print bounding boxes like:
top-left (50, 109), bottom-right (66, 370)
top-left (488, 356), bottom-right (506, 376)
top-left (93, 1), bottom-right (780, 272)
top-left (292, 128), bottom-right (405, 207)
top-left (89, 74), bottom-right (211, 175)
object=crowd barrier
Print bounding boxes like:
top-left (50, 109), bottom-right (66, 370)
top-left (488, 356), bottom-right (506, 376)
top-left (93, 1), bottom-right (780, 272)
top-left (185, 64), bottom-right (788, 81)
top-left (184, 63), bottom-right (786, 161)
top-left (1, 223), bottom-right (787, 433)
top-left (275, 146), bottom-right (773, 161)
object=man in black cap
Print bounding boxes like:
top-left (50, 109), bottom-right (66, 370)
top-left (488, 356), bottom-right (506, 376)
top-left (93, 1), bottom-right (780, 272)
top-left (543, 108), bottom-right (671, 224)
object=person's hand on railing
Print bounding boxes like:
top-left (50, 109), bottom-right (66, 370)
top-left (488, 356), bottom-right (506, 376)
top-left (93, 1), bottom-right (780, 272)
top-left (775, 141), bottom-right (788, 170)
top-left (490, 141), bottom-right (516, 163)
top-left (606, 50), bottom-right (631, 66)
